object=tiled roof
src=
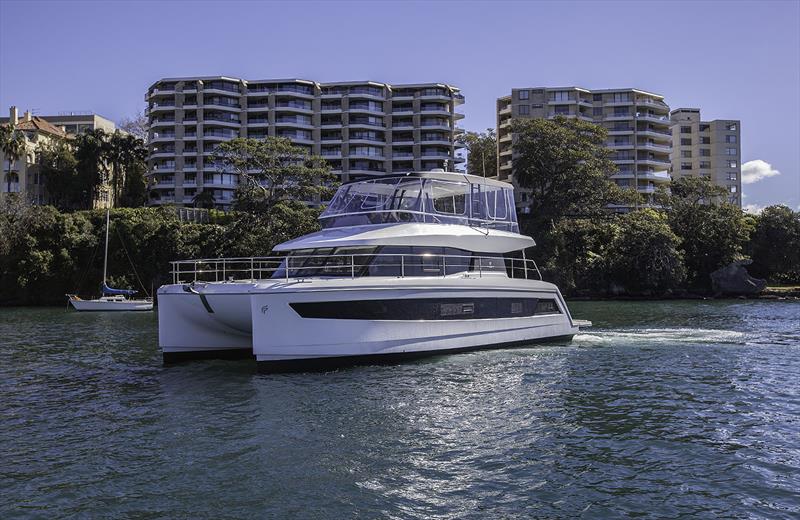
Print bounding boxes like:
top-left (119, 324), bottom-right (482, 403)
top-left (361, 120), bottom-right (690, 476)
top-left (13, 116), bottom-right (68, 138)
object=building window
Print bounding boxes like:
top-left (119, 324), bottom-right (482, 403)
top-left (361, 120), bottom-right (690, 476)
top-left (681, 126), bottom-right (691, 133)
top-left (730, 186), bottom-right (737, 193)
top-left (725, 123), bottom-right (737, 131)
top-left (613, 92), bottom-right (631, 102)
top-left (518, 105), bottom-right (530, 115)
top-left (593, 107), bottom-right (603, 116)
top-left (700, 161), bottom-right (711, 169)
top-left (532, 104), bottom-right (542, 109)
top-left (700, 148), bottom-right (711, 156)
top-left (680, 138), bottom-right (692, 146)
top-left (727, 160), bottom-right (738, 168)
top-left (701, 137), bottom-right (710, 144)
top-left (727, 172), bottom-right (737, 181)
top-left (726, 147), bottom-right (737, 155)
top-left (725, 135), bottom-right (737, 143)
top-left (699, 124), bottom-right (710, 132)
top-left (554, 106), bottom-right (570, 115)
top-left (518, 90), bottom-right (529, 100)
top-left (681, 150), bottom-right (692, 158)
top-left (551, 91), bottom-right (571, 102)
top-left (681, 162), bottom-right (692, 170)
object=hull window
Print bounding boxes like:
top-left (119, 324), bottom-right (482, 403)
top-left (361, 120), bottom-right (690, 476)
top-left (290, 298), bottom-right (561, 320)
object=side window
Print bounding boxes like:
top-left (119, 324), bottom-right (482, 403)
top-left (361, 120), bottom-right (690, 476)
top-left (429, 181), bottom-right (467, 215)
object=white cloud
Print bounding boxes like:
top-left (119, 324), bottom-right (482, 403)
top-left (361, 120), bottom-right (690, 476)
top-left (741, 160), bottom-right (781, 184)
top-left (743, 203), bottom-right (764, 214)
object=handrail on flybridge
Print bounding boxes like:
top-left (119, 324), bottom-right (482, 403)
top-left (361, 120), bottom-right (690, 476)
top-left (170, 253), bottom-right (543, 284)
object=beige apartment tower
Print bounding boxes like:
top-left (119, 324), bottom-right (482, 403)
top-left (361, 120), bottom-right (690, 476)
top-left (146, 77), bottom-right (464, 208)
top-left (497, 87), bottom-right (672, 209)
top-left (670, 109), bottom-right (741, 207)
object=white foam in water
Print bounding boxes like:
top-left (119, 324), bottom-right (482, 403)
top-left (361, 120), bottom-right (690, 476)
top-left (573, 328), bottom-right (746, 347)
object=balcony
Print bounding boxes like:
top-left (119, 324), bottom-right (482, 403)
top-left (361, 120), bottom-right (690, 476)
top-left (607, 142), bottom-right (634, 149)
top-left (275, 102), bottom-right (313, 113)
top-left (274, 86), bottom-right (314, 98)
top-left (637, 142), bottom-right (672, 152)
top-left (151, 133), bottom-right (176, 142)
top-left (150, 119), bottom-right (175, 128)
top-left (149, 102), bottom-right (175, 113)
top-left (203, 100), bottom-right (241, 112)
top-left (202, 83), bottom-right (240, 95)
top-left (635, 112), bottom-right (670, 124)
top-left (605, 113), bottom-right (634, 121)
top-left (637, 157), bottom-right (671, 166)
top-left (392, 121), bottom-right (414, 129)
top-left (638, 170), bottom-right (671, 182)
top-left (420, 121), bottom-right (450, 130)
top-left (150, 149), bottom-right (176, 158)
top-left (348, 87), bottom-right (385, 99)
top-left (248, 119), bottom-right (269, 126)
top-left (204, 117), bottom-right (241, 128)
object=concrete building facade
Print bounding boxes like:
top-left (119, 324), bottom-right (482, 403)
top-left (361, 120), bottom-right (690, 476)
top-left (670, 108), bottom-right (741, 206)
top-left (145, 76), bottom-right (465, 208)
top-left (497, 87), bottom-right (672, 209)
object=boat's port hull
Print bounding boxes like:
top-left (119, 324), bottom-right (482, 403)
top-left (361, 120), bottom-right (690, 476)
top-left (157, 285), bottom-right (254, 356)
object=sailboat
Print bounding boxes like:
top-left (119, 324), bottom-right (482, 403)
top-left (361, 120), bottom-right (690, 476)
top-left (66, 210), bottom-right (153, 312)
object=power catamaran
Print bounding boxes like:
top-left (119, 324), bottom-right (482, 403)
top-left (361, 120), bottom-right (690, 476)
top-left (67, 210), bottom-right (153, 312)
top-left (157, 170), bottom-right (589, 371)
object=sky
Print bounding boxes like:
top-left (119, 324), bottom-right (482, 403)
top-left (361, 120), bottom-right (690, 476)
top-left (1, 0), bottom-right (798, 212)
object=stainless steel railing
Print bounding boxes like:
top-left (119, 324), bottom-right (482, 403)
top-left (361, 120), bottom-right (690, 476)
top-left (170, 253), bottom-right (542, 284)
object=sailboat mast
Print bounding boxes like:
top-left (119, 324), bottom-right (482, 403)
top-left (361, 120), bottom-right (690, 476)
top-left (102, 209), bottom-right (110, 285)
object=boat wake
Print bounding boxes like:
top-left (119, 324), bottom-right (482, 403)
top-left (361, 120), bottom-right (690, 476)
top-left (573, 327), bottom-right (747, 347)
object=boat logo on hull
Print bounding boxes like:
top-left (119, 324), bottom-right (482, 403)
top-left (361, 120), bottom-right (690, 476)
top-left (261, 305), bottom-right (269, 315)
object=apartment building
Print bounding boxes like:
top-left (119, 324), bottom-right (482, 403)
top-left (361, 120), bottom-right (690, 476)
top-left (670, 108), bottom-right (741, 207)
top-left (145, 77), bottom-right (464, 208)
top-left (497, 87), bottom-right (672, 210)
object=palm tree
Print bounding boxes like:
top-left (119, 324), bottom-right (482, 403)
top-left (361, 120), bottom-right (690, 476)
top-left (73, 128), bottom-right (109, 208)
top-left (0, 124), bottom-right (27, 195)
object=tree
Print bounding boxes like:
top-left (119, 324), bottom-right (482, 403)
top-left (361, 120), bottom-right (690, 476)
top-left (192, 189), bottom-right (216, 209)
top-left (663, 177), bottom-right (752, 291)
top-left (118, 112), bottom-right (148, 142)
top-left (511, 117), bottom-right (628, 224)
top-left (0, 124), bottom-right (27, 194)
top-left (37, 139), bottom-right (80, 210)
top-left (749, 205), bottom-right (800, 283)
top-left (106, 131), bottom-right (148, 206)
top-left (456, 129), bottom-right (497, 178)
top-left (606, 209), bottom-right (686, 295)
top-left (73, 128), bottom-right (110, 209)
top-left (213, 136), bottom-right (338, 213)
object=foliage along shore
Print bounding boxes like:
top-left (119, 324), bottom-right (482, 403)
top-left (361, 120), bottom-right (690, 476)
top-left (2, 127), bottom-right (799, 306)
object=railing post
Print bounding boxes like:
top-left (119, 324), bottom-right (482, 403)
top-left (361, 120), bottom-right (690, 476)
top-left (251, 258), bottom-right (255, 280)
top-left (351, 255), bottom-right (355, 279)
top-left (285, 257), bottom-right (290, 283)
top-left (222, 259), bottom-right (226, 281)
top-left (400, 255), bottom-right (405, 278)
top-left (478, 257), bottom-right (482, 278)
top-left (522, 249), bottom-right (528, 280)
top-left (442, 256), bottom-right (447, 278)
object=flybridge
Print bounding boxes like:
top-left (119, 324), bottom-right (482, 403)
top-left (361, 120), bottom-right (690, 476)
top-left (320, 172), bottom-right (520, 233)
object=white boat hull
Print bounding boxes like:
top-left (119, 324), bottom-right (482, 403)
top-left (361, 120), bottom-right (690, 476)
top-left (157, 275), bottom-right (583, 370)
top-left (69, 298), bottom-right (153, 312)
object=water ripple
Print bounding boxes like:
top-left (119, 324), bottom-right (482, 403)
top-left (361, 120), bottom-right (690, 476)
top-left (1, 300), bottom-right (799, 518)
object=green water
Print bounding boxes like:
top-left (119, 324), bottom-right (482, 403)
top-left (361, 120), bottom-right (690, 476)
top-left (1, 300), bottom-right (799, 518)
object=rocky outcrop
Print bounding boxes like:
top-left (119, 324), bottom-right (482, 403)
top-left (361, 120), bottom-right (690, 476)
top-left (711, 260), bottom-right (767, 296)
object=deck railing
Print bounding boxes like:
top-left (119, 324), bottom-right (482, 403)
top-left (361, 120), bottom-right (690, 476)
top-left (171, 253), bottom-right (542, 284)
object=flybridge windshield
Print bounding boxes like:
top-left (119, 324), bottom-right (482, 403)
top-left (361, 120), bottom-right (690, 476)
top-left (320, 177), bottom-right (519, 232)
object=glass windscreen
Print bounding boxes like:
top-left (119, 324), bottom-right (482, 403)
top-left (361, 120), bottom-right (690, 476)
top-left (320, 177), bottom-right (518, 232)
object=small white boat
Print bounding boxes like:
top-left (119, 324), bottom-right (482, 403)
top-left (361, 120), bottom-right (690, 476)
top-left (67, 210), bottom-right (153, 312)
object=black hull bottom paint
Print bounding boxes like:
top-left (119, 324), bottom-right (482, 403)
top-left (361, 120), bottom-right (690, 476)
top-left (255, 334), bottom-right (576, 373)
top-left (162, 348), bottom-right (253, 364)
